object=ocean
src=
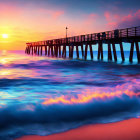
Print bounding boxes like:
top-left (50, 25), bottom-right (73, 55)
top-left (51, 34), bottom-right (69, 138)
top-left (0, 50), bottom-right (140, 140)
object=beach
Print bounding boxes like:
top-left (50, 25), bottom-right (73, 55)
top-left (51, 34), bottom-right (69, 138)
top-left (18, 118), bottom-right (140, 140)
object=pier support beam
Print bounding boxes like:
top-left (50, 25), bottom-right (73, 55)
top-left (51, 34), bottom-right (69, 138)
top-left (81, 45), bottom-right (84, 58)
top-left (69, 46), bottom-right (73, 59)
top-left (120, 42), bottom-right (125, 62)
top-left (27, 47), bottom-right (28, 54)
top-left (29, 46), bottom-right (31, 54)
top-left (48, 46), bottom-right (51, 56)
top-left (41, 46), bottom-right (43, 55)
top-left (32, 46), bottom-right (33, 55)
top-left (62, 45), bottom-right (66, 58)
top-left (112, 43), bottom-right (117, 62)
top-left (69, 46), bottom-right (74, 59)
top-left (64, 46), bottom-right (66, 58)
top-left (69, 46), bottom-right (71, 58)
top-left (38, 47), bottom-right (40, 55)
top-left (135, 42), bottom-right (140, 63)
top-left (108, 43), bottom-right (112, 61)
top-left (45, 46), bottom-right (47, 55)
top-left (76, 46), bottom-right (79, 58)
top-left (56, 46), bottom-right (59, 57)
top-left (58, 46), bottom-right (61, 57)
top-left (28, 47), bottom-right (30, 54)
top-left (53, 46), bottom-right (55, 56)
top-left (71, 46), bottom-right (74, 58)
top-left (89, 44), bottom-right (93, 59)
top-left (62, 46), bottom-right (64, 57)
top-left (36, 47), bottom-right (38, 54)
top-left (54, 46), bottom-right (58, 57)
top-left (27, 47), bottom-right (29, 54)
top-left (129, 42), bottom-right (134, 63)
top-left (28, 47), bottom-right (29, 54)
top-left (98, 42), bottom-right (103, 60)
top-left (26, 47), bottom-right (28, 54)
top-left (51, 46), bottom-right (54, 56)
top-left (34, 46), bottom-right (36, 54)
top-left (85, 44), bottom-right (88, 60)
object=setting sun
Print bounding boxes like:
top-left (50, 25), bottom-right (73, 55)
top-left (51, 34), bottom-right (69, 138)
top-left (2, 34), bottom-right (8, 39)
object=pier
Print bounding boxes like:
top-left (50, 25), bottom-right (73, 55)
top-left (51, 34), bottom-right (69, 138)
top-left (25, 26), bottom-right (140, 62)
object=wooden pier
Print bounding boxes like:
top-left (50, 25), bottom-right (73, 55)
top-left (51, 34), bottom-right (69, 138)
top-left (25, 26), bottom-right (140, 62)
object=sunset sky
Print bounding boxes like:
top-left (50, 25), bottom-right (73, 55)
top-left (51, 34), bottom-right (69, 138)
top-left (0, 0), bottom-right (140, 50)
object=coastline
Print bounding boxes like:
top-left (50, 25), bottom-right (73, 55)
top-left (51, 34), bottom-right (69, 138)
top-left (17, 118), bottom-right (140, 140)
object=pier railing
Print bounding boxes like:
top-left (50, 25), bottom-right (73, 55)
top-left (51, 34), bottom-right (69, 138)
top-left (27, 26), bottom-right (140, 46)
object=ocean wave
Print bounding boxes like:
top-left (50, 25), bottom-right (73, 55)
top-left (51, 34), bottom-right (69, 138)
top-left (0, 91), bottom-right (140, 140)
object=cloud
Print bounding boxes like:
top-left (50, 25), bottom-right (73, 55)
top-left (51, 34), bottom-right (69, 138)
top-left (118, 10), bottom-right (140, 28)
top-left (104, 9), bottom-right (140, 29)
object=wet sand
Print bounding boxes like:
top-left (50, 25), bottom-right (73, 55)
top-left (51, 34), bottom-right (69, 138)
top-left (17, 118), bottom-right (140, 140)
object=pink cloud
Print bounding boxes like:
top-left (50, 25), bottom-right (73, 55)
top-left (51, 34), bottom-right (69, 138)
top-left (104, 12), bottom-right (111, 22)
top-left (104, 9), bottom-right (140, 28)
top-left (135, 10), bottom-right (140, 17)
top-left (104, 11), bottom-right (119, 28)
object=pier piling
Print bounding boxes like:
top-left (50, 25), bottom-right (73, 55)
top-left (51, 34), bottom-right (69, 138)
top-left (135, 42), bottom-right (140, 63)
top-left (81, 45), bottom-right (84, 58)
top-left (108, 43), bottom-right (112, 61)
top-left (58, 46), bottom-right (61, 57)
top-left (45, 46), bottom-right (47, 55)
top-left (98, 42), bottom-right (103, 60)
top-left (89, 44), bottom-right (93, 59)
top-left (85, 44), bottom-right (88, 60)
top-left (76, 46), bottom-right (79, 58)
top-left (129, 42), bottom-right (134, 63)
top-left (112, 43), bottom-right (117, 62)
top-left (120, 42), bottom-right (125, 62)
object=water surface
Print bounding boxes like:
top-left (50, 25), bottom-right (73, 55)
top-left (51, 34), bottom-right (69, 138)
top-left (0, 50), bottom-right (140, 140)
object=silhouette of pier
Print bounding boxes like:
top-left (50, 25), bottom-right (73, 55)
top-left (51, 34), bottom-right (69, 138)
top-left (25, 26), bottom-right (140, 62)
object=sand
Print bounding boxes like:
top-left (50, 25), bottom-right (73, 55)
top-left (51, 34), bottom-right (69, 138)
top-left (17, 118), bottom-right (140, 140)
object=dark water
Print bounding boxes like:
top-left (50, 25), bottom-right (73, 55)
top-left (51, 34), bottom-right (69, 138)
top-left (0, 50), bottom-right (140, 140)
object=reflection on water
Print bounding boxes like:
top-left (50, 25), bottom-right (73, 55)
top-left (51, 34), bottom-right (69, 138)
top-left (0, 50), bottom-right (140, 140)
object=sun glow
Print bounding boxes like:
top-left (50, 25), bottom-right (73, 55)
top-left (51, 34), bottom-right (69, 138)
top-left (2, 34), bottom-right (8, 39)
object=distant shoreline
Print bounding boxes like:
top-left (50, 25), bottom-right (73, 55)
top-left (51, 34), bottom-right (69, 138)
top-left (17, 118), bottom-right (140, 140)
